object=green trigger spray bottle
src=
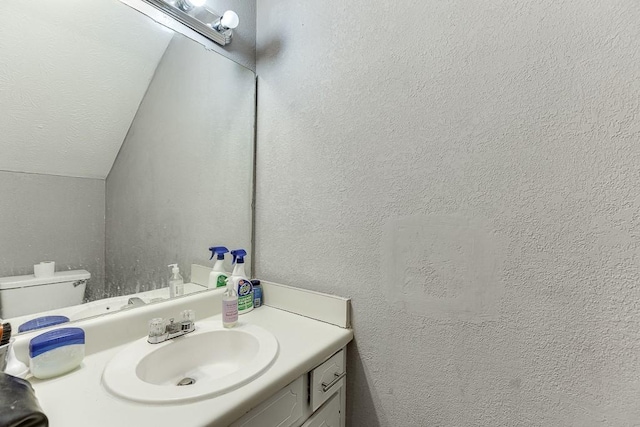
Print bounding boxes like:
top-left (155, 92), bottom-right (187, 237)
top-left (228, 249), bottom-right (253, 314)
top-left (208, 246), bottom-right (229, 288)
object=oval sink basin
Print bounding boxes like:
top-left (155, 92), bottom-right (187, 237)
top-left (102, 322), bottom-right (278, 404)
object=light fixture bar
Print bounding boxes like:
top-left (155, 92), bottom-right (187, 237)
top-left (141, 0), bottom-right (232, 46)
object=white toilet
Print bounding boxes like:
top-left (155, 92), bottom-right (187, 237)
top-left (0, 270), bottom-right (90, 318)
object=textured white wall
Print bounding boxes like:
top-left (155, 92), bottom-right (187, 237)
top-left (256, 0), bottom-right (640, 425)
top-left (0, 0), bottom-right (171, 179)
top-left (105, 35), bottom-right (255, 297)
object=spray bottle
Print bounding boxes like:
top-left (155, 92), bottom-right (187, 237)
top-left (228, 249), bottom-right (253, 314)
top-left (208, 246), bottom-right (229, 288)
top-left (168, 264), bottom-right (184, 298)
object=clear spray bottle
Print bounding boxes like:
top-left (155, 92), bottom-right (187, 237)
top-left (222, 277), bottom-right (238, 328)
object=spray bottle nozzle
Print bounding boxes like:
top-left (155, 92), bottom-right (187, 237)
top-left (168, 263), bottom-right (179, 273)
top-left (208, 246), bottom-right (229, 260)
top-left (230, 249), bottom-right (247, 264)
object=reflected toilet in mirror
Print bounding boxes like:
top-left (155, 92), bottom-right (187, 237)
top-left (0, 269), bottom-right (89, 318)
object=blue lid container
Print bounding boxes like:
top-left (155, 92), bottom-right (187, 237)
top-left (29, 327), bottom-right (85, 358)
top-left (19, 315), bottom-right (70, 333)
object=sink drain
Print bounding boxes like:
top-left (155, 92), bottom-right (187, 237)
top-left (177, 377), bottom-right (196, 386)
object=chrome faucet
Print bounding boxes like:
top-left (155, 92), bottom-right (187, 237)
top-left (147, 310), bottom-right (196, 344)
top-left (127, 297), bottom-right (146, 307)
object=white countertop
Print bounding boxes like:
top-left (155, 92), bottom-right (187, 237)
top-left (28, 306), bottom-right (353, 427)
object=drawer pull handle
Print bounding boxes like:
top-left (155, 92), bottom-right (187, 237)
top-left (321, 372), bottom-right (346, 392)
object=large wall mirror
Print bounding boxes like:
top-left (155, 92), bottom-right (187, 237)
top-left (0, 0), bottom-right (255, 331)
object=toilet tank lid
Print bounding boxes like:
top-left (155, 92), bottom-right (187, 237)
top-left (0, 270), bottom-right (91, 291)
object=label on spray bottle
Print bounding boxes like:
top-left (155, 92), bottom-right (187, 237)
top-left (216, 274), bottom-right (228, 288)
top-left (237, 279), bottom-right (253, 312)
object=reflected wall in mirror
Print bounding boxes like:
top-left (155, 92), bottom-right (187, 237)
top-left (0, 0), bottom-right (255, 330)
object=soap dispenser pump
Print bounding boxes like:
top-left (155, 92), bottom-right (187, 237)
top-left (168, 264), bottom-right (184, 298)
top-left (208, 246), bottom-right (229, 288)
top-left (229, 249), bottom-right (253, 314)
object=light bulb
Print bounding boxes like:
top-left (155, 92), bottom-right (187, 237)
top-left (220, 11), bottom-right (239, 29)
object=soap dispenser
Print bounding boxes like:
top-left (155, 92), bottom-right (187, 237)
top-left (168, 264), bottom-right (184, 298)
top-left (208, 246), bottom-right (229, 288)
top-left (228, 249), bottom-right (253, 314)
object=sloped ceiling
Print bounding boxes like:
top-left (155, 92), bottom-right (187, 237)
top-left (0, 0), bottom-right (173, 179)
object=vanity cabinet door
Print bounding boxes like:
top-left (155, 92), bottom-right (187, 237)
top-left (301, 392), bottom-right (341, 427)
top-left (310, 349), bottom-right (345, 412)
top-left (230, 376), bottom-right (307, 427)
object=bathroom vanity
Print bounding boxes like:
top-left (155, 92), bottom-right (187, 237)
top-left (231, 347), bottom-right (346, 427)
top-left (10, 282), bottom-right (352, 427)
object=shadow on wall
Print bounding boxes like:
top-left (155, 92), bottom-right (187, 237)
top-left (347, 339), bottom-right (386, 427)
top-left (256, 36), bottom-right (283, 64)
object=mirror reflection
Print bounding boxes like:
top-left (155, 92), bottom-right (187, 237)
top-left (0, 0), bottom-right (255, 331)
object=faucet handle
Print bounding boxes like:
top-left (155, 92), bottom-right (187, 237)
top-left (148, 318), bottom-right (166, 338)
top-left (181, 310), bottom-right (195, 322)
top-left (180, 310), bottom-right (196, 333)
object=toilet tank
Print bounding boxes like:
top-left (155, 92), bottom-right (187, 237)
top-left (0, 270), bottom-right (90, 319)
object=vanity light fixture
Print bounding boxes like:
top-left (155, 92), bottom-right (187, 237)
top-left (175, 0), bottom-right (206, 12)
top-left (141, 0), bottom-right (239, 46)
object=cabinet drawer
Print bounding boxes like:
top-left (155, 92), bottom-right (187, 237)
top-left (231, 376), bottom-right (307, 427)
top-left (302, 392), bottom-right (341, 427)
top-left (310, 349), bottom-right (345, 412)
